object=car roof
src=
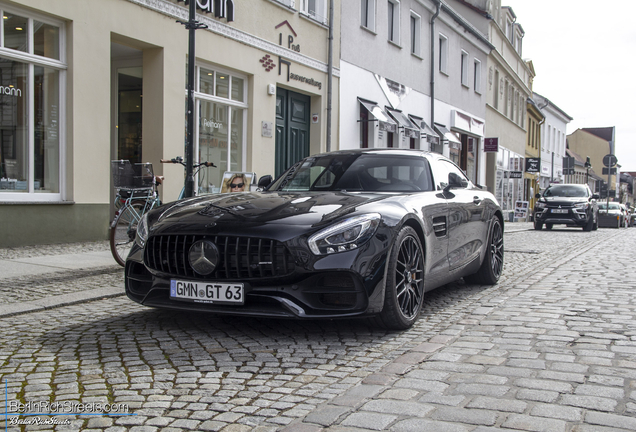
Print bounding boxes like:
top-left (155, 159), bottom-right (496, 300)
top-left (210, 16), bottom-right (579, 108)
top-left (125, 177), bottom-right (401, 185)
top-left (306, 148), bottom-right (444, 160)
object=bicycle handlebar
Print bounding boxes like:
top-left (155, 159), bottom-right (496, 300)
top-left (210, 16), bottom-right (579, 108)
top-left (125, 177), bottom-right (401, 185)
top-left (160, 157), bottom-right (216, 168)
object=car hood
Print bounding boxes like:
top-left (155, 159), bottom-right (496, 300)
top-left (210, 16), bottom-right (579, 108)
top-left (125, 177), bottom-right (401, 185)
top-left (149, 191), bottom-right (395, 238)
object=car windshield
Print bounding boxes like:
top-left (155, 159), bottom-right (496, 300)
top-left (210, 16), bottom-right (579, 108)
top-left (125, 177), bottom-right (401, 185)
top-left (269, 153), bottom-right (434, 193)
top-left (598, 203), bottom-right (620, 210)
top-left (543, 185), bottom-right (588, 198)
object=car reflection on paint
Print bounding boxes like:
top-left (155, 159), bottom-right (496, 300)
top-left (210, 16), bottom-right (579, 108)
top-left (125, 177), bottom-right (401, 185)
top-left (124, 149), bottom-right (504, 330)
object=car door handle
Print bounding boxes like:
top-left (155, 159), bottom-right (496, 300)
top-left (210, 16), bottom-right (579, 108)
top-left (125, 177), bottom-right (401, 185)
top-left (473, 196), bottom-right (482, 205)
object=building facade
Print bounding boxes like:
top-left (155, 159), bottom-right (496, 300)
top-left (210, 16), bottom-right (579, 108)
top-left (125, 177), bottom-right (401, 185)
top-left (524, 90), bottom-right (543, 213)
top-left (339, 0), bottom-right (491, 187)
top-left (532, 92), bottom-right (571, 190)
top-left (567, 127), bottom-right (617, 199)
top-left (0, 0), bottom-right (340, 247)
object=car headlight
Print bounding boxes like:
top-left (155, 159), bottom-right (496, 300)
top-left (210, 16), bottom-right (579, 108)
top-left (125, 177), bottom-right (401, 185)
top-left (574, 202), bottom-right (589, 210)
top-left (535, 201), bottom-right (546, 209)
top-left (136, 213), bottom-right (149, 247)
top-left (308, 213), bottom-right (381, 255)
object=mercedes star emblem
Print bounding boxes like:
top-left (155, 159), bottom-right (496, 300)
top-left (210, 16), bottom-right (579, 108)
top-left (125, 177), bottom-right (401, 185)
top-left (188, 240), bottom-right (219, 275)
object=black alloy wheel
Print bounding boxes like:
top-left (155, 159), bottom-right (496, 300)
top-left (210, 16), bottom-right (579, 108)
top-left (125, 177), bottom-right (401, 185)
top-left (465, 217), bottom-right (504, 286)
top-left (376, 226), bottom-right (425, 330)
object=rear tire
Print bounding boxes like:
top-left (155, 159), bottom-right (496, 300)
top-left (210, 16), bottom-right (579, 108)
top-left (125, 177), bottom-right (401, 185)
top-left (375, 226), bottom-right (425, 330)
top-left (465, 217), bottom-right (504, 286)
top-left (110, 202), bottom-right (145, 266)
top-left (545, 223), bottom-right (553, 230)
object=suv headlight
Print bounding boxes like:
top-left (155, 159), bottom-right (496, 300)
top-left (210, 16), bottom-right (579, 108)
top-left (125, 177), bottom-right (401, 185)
top-left (308, 213), bottom-right (381, 255)
top-left (535, 201), bottom-right (546, 209)
top-left (574, 202), bottom-right (590, 210)
top-left (136, 213), bottom-right (149, 247)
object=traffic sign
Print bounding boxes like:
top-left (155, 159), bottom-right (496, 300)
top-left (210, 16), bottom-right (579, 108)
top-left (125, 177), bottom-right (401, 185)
top-left (603, 154), bottom-right (618, 167)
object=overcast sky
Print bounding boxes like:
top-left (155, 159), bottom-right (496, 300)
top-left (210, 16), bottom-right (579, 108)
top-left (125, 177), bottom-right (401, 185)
top-left (501, 0), bottom-right (636, 171)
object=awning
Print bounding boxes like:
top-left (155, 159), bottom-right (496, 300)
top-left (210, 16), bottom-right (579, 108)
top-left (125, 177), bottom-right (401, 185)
top-left (386, 108), bottom-right (419, 138)
top-left (358, 98), bottom-right (397, 133)
top-left (435, 124), bottom-right (462, 150)
top-left (408, 115), bottom-right (439, 145)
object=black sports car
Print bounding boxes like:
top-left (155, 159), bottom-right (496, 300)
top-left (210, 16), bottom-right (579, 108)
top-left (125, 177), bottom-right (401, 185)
top-left (125, 149), bottom-right (504, 329)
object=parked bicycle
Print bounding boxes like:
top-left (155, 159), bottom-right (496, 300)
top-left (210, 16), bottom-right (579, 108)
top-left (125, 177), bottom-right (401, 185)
top-left (109, 157), bottom-right (216, 266)
top-left (109, 160), bottom-right (162, 266)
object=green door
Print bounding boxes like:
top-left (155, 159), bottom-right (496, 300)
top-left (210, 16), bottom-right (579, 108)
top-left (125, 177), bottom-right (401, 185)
top-left (275, 88), bottom-right (310, 177)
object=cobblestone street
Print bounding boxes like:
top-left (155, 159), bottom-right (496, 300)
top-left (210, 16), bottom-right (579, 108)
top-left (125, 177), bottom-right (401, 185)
top-left (1, 225), bottom-right (635, 431)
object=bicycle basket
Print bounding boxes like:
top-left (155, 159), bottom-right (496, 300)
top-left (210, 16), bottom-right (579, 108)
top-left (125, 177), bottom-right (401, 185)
top-left (111, 160), bottom-right (154, 189)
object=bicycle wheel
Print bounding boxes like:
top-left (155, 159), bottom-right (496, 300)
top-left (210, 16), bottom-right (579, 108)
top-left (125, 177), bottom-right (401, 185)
top-left (110, 202), bottom-right (145, 266)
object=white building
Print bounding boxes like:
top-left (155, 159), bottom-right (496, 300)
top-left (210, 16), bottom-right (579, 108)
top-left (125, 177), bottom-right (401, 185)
top-left (532, 92), bottom-right (572, 189)
top-left (339, 0), bottom-right (492, 186)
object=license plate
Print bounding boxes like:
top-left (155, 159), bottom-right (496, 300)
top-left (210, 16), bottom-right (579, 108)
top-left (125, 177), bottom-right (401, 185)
top-left (170, 280), bottom-right (244, 305)
top-left (551, 209), bottom-right (568, 214)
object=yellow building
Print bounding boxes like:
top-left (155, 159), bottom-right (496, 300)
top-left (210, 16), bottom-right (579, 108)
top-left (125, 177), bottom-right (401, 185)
top-left (0, 0), bottom-right (340, 246)
top-left (524, 94), bottom-right (543, 213)
top-left (567, 127), bottom-right (616, 197)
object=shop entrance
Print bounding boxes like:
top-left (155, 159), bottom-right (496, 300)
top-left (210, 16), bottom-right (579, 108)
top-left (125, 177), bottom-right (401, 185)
top-left (275, 88), bottom-right (310, 177)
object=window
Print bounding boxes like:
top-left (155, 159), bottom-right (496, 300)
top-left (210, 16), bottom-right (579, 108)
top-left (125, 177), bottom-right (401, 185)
top-left (0, 8), bottom-right (64, 201)
top-left (460, 50), bottom-right (469, 87)
top-left (493, 70), bottom-right (499, 109)
top-left (473, 59), bottom-right (482, 93)
top-left (438, 34), bottom-right (448, 74)
top-left (195, 65), bottom-right (248, 194)
top-left (410, 12), bottom-right (420, 56)
top-left (361, 0), bottom-right (376, 31)
top-left (387, 0), bottom-right (399, 44)
top-left (301, 0), bottom-right (328, 25)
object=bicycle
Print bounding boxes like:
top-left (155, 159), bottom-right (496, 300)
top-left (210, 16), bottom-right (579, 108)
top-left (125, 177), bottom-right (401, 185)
top-left (109, 160), bottom-right (162, 266)
top-left (160, 156), bottom-right (216, 199)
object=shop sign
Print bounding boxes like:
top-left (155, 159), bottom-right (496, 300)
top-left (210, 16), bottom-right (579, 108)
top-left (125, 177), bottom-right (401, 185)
top-left (276, 20), bottom-right (301, 52)
top-left (514, 201), bottom-right (529, 219)
top-left (278, 57), bottom-right (322, 90)
top-left (379, 121), bottom-right (397, 133)
top-left (1, 85), bottom-right (21, 97)
top-left (202, 118), bottom-right (224, 129)
top-left (484, 137), bottom-right (498, 152)
top-left (176, 0), bottom-right (234, 21)
top-left (525, 158), bottom-right (540, 174)
top-left (508, 171), bottom-right (523, 179)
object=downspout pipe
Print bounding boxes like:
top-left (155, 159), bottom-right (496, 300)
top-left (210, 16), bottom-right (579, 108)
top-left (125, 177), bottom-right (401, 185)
top-left (430, 0), bottom-right (441, 130)
top-left (326, 0), bottom-right (334, 152)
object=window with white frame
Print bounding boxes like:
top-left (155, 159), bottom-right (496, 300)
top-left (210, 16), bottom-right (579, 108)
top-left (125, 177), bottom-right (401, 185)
top-left (0, 6), bottom-right (65, 201)
top-left (473, 59), bottom-right (481, 93)
top-left (410, 11), bottom-right (420, 56)
top-left (301, 0), bottom-right (328, 25)
top-left (361, 0), bottom-right (376, 31)
top-left (387, 0), bottom-right (399, 44)
top-left (460, 50), bottom-right (469, 87)
top-left (274, 0), bottom-right (295, 8)
top-left (438, 33), bottom-right (448, 74)
top-left (195, 65), bottom-right (248, 195)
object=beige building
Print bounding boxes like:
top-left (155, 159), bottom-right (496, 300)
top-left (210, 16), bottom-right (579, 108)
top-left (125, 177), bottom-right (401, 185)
top-left (567, 127), bottom-right (616, 197)
top-left (0, 0), bottom-right (340, 247)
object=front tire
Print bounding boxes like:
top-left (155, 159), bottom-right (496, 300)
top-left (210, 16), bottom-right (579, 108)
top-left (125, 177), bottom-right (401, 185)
top-left (534, 219), bottom-right (543, 230)
top-left (376, 226), bottom-right (425, 330)
top-left (583, 215), bottom-right (594, 231)
top-left (110, 202), bottom-right (145, 266)
top-left (465, 217), bottom-right (504, 286)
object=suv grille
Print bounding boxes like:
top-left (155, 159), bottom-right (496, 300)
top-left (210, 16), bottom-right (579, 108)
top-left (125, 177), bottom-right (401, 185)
top-left (144, 235), bottom-right (295, 279)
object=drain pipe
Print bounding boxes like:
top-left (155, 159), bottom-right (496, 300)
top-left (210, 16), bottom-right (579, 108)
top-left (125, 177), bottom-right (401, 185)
top-left (326, 0), bottom-right (334, 152)
top-left (430, 0), bottom-right (441, 130)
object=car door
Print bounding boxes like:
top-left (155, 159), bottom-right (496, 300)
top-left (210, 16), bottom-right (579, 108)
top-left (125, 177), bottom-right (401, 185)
top-left (433, 160), bottom-right (486, 273)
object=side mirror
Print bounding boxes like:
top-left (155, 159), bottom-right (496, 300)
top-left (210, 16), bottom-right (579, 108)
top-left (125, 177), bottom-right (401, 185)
top-left (535, 193), bottom-right (541, 199)
top-left (592, 193), bottom-right (600, 199)
top-left (258, 175), bottom-right (273, 189)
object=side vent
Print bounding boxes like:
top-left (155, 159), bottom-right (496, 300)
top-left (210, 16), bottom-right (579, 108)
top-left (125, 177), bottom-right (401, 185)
top-left (432, 216), bottom-right (447, 237)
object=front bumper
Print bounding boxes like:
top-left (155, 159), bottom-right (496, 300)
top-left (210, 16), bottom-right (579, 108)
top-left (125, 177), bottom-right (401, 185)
top-left (533, 207), bottom-right (590, 227)
top-left (124, 237), bottom-right (389, 320)
top-left (597, 212), bottom-right (622, 228)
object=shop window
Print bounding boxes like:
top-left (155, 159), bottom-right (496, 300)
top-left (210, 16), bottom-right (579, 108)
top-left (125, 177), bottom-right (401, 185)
top-left (0, 8), bottom-right (64, 201)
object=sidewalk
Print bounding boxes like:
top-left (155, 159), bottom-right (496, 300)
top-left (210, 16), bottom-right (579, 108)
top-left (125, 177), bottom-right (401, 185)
top-left (0, 221), bottom-right (533, 318)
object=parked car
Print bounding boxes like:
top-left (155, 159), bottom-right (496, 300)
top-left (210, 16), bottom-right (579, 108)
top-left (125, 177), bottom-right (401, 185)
top-left (597, 202), bottom-right (625, 228)
top-left (630, 210), bottom-right (636, 227)
top-left (620, 204), bottom-right (629, 228)
top-left (533, 184), bottom-right (599, 231)
top-left (124, 149), bottom-right (504, 330)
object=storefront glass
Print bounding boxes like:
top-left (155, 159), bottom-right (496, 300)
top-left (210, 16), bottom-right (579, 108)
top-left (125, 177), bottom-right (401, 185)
top-left (198, 100), bottom-right (228, 194)
top-left (0, 59), bottom-right (28, 192)
top-left (0, 9), bottom-right (63, 199)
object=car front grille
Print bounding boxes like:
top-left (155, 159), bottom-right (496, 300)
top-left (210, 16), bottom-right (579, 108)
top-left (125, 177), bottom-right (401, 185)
top-left (144, 235), bottom-right (295, 279)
